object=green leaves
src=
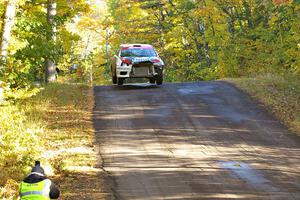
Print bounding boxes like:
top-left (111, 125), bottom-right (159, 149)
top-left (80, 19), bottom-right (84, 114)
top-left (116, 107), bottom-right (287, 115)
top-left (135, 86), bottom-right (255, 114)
top-left (0, 0), bottom-right (93, 86)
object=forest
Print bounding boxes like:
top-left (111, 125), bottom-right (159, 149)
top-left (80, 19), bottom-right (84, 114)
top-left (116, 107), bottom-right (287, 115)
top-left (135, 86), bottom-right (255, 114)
top-left (0, 0), bottom-right (299, 199)
top-left (106, 0), bottom-right (300, 81)
top-left (1, 0), bottom-right (299, 85)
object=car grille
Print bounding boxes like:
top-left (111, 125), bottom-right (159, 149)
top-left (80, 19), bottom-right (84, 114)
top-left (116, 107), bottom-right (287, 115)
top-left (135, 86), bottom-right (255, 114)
top-left (134, 67), bottom-right (150, 76)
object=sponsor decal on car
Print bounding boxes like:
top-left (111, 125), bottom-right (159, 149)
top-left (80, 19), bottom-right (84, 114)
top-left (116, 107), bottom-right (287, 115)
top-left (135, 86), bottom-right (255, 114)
top-left (132, 57), bottom-right (151, 63)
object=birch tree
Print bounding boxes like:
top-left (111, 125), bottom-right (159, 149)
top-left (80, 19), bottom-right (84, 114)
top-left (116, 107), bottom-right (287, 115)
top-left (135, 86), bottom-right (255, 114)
top-left (45, 0), bottom-right (57, 83)
top-left (0, 0), bottom-right (17, 64)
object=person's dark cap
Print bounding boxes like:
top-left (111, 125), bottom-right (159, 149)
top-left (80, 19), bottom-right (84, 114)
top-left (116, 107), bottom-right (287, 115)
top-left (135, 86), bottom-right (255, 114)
top-left (31, 160), bottom-right (45, 175)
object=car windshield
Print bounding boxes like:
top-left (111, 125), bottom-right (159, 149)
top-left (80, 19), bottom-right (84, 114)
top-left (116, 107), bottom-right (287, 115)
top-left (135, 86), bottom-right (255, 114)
top-left (121, 48), bottom-right (157, 57)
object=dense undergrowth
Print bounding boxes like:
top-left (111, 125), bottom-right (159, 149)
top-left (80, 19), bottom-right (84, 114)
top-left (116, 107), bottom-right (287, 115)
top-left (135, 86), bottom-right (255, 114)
top-left (228, 73), bottom-right (300, 135)
top-left (0, 88), bottom-right (42, 198)
top-left (0, 83), bottom-right (95, 199)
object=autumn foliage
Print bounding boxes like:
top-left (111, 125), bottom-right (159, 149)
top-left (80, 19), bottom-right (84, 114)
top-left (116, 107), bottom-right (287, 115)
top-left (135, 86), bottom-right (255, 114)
top-left (105, 0), bottom-right (300, 81)
top-left (272, 0), bottom-right (293, 5)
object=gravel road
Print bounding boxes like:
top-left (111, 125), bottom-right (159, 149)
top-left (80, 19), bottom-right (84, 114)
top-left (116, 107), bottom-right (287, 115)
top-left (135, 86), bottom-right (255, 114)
top-left (93, 82), bottom-right (300, 200)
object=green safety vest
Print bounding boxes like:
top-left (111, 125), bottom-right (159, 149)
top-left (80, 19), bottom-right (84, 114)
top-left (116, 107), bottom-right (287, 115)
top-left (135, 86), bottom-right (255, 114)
top-left (20, 179), bottom-right (51, 200)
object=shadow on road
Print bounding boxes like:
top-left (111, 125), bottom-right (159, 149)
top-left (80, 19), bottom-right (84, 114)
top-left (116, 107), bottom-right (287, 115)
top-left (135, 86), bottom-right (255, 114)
top-left (92, 82), bottom-right (300, 200)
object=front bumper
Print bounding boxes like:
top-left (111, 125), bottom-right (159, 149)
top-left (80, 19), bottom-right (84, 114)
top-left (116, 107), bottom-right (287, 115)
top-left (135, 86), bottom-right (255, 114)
top-left (117, 65), bottom-right (163, 78)
top-left (116, 66), bottom-right (132, 78)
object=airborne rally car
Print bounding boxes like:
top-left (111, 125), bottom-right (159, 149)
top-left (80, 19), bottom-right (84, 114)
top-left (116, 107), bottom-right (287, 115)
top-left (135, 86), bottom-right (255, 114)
top-left (111, 44), bottom-right (164, 85)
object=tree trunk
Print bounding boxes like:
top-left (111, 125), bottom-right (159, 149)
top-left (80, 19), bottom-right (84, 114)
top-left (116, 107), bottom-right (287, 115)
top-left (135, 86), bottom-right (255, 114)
top-left (197, 21), bottom-right (211, 66)
top-left (243, 0), bottom-right (253, 28)
top-left (193, 34), bottom-right (203, 63)
top-left (45, 59), bottom-right (56, 82)
top-left (220, 6), bottom-right (235, 35)
top-left (0, 0), bottom-right (17, 64)
top-left (190, 20), bottom-right (203, 63)
top-left (234, 7), bottom-right (244, 32)
top-left (227, 17), bottom-right (235, 34)
top-left (182, 34), bottom-right (191, 79)
top-left (45, 0), bottom-right (57, 83)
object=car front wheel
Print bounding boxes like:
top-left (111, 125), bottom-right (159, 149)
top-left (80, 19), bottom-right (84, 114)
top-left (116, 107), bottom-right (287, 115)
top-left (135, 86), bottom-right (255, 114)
top-left (117, 78), bottom-right (124, 85)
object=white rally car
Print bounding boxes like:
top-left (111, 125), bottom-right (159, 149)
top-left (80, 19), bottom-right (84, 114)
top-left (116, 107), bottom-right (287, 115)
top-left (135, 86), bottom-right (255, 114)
top-left (111, 44), bottom-right (165, 85)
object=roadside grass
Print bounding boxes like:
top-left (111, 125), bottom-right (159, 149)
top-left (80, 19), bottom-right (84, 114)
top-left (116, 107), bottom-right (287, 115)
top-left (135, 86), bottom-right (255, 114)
top-left (226, 73), bottom-right (300, 135)
top-left (0, 83), bottom-right (99, 199)
top-left (22, 83), bottom-right (102, 199)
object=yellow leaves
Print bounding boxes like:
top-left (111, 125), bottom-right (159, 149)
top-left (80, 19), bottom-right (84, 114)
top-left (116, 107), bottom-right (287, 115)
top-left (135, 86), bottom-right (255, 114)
top-left (4, 86), bottom-right (41, 100)
top-left (272, 0), bottom-right (293, 6)
top-left (0, 179), bottom-right (19, 200)
top-left (57, 0), bottom-right (90, 15)
top-left (77, 16), bottom-right (102, 31)
top-left (192, 7), bottom-right (210, 17)
top-left (0, 103), bottom-right (42, 186)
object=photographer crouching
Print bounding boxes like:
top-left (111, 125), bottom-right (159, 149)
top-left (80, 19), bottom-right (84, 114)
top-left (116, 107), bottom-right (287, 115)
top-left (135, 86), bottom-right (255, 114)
top-left (19, 161), bottom-right (60, 199)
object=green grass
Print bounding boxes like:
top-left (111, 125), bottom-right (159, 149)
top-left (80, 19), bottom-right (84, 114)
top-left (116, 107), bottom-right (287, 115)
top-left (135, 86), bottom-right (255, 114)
top-left (0, 83), bottom-right (96, 199)
top-left (227, 73), bottom-right (300, 135)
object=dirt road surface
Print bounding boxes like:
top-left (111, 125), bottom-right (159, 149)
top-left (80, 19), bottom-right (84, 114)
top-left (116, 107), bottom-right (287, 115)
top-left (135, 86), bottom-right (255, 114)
top-left (93, 82), bottom-right (300, 200)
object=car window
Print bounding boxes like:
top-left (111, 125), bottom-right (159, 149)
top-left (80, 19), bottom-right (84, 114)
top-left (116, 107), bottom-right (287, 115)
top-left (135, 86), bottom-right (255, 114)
top-left (121, 48), bottom-right (157, 57)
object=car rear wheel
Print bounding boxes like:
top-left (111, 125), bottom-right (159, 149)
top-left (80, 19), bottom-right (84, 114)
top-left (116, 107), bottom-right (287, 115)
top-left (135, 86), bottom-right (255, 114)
top-left (156, 77), bottom-right (163, 85)
top-left (117, 78), bottom-right (124, 86)
top-left (149, 78), bottom-right (156, 84)
top-left (156, 70), bottom-right (163, 85)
